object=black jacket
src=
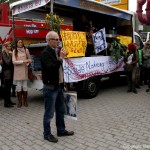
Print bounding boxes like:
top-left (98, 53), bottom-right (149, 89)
top-left (2, 51), bottom-right (14, 80)
top-left (41, 45), bottom-right (62, 86)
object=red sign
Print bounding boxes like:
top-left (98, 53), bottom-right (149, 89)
top-left (0, 3), bottom-right (73, 44)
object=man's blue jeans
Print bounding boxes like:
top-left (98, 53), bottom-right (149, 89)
top-left (43, 86), bottom-right (65, 137)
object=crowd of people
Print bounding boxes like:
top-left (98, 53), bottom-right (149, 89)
top-left (0, 40), bottom-right (32, 108)
top-left (0, 32), bottom-right (74, 143)
top-left (0, 28), bottom-right (150, 143)
top-left (124, 42), bottom-right (150, 94)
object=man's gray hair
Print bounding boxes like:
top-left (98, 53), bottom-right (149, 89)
top-left (46, 31), bottom-right (58, 42)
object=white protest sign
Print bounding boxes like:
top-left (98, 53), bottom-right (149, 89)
top-left (63, 56), bottom-right (124, 83)
top-left (92, 28), bottom-right (107, 54)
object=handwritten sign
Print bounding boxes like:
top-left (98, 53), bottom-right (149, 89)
top-left (63, 56), bottom-right (124, 83)
top-left (60, 31), bottom-right (87, 58)
top-left (92, 28), bottom-right (107, 54)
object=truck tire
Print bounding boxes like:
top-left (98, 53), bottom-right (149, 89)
top-left (84, 77), bottom-right (100, 98)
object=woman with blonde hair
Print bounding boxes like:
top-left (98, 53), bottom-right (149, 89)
top-left (2, 41), bottom-right (15, 108)
top-left (12, 40), bottom-right (31, 108)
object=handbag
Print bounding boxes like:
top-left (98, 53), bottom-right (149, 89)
top-left (28, 64), bottom-right (36, 80)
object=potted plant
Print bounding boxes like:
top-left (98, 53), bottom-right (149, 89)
top-left (45, 13), bottom-right (64, 34)
top-left (109, 38), bottom-right (127, 63)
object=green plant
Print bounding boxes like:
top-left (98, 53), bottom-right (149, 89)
top-left (45, 13), bottom-right (64, 34)
top-left (109, 38), bottom-right (127, 63)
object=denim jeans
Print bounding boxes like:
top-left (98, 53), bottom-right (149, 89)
top-left (43, 86), bottom-right (65, 137)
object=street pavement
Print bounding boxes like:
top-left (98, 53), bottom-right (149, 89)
top-left (0, 80), bottom-right (150, 150)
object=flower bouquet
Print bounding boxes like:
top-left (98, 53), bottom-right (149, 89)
top-left (45, 13), bottom-right (64, 34)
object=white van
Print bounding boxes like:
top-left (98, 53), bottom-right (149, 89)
top-left (11, 0), bottom-right (144, 98)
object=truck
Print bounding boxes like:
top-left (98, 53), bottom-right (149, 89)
top-left (9, 0), bottom-right (143, 98)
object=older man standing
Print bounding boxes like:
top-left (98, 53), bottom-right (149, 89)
top-left (41, 31), bottom-right (74, 143)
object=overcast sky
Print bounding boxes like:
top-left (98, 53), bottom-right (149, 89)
top-left (129, 0), bottom-right (146, 13)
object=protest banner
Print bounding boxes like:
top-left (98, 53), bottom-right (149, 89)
top-left (63, 56), bottom-right (124, 83)
top-left (60, 31), bottom-right (87, 58)
top-left (92, 28), bottom-right (107, 54)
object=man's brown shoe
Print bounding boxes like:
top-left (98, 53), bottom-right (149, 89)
top-left (57, 130), bottom-right (74, 137)
top-left (44, 134), bottom-right (58, 143)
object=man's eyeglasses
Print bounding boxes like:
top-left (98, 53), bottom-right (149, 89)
top-left (49, 38), bottom-right (60, 41)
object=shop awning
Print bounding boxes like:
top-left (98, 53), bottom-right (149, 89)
top-left (10, 0), bottom-right (132, 20)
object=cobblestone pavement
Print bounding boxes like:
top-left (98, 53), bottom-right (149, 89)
top-left (0, 82), bottom-right (150, 150)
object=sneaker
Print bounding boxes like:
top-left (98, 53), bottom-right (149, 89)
top-left (44, 134), bottom-right (58, 143)
top-left (57, 130), bottom-right (74, 137)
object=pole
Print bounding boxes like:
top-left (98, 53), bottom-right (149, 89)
top-left (50, 0), bottom-right (54, 14)
top-left (12, 15), bottom-right (15, 42)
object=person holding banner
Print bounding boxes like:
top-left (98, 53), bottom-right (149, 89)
top-left (85, 28), bottom-right (95, 57)
top-left (41, 31), bottom-right (74, 143)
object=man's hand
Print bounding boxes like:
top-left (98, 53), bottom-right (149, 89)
top-left (59, 48), bottom-right (68, 59)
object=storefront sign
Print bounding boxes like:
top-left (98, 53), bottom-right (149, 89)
top-left (96, 0), bottom-right (121, 4)
top-left (11, 0), bottom-right (50, 15)
top-left (94, 0), bottom-right (128, 10)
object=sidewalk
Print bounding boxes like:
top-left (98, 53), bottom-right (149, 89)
top-left (0, 85), bottom-right (150, 150)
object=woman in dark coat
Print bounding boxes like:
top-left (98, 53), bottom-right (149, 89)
top-left (2, 41), bottom-right (16, 108)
